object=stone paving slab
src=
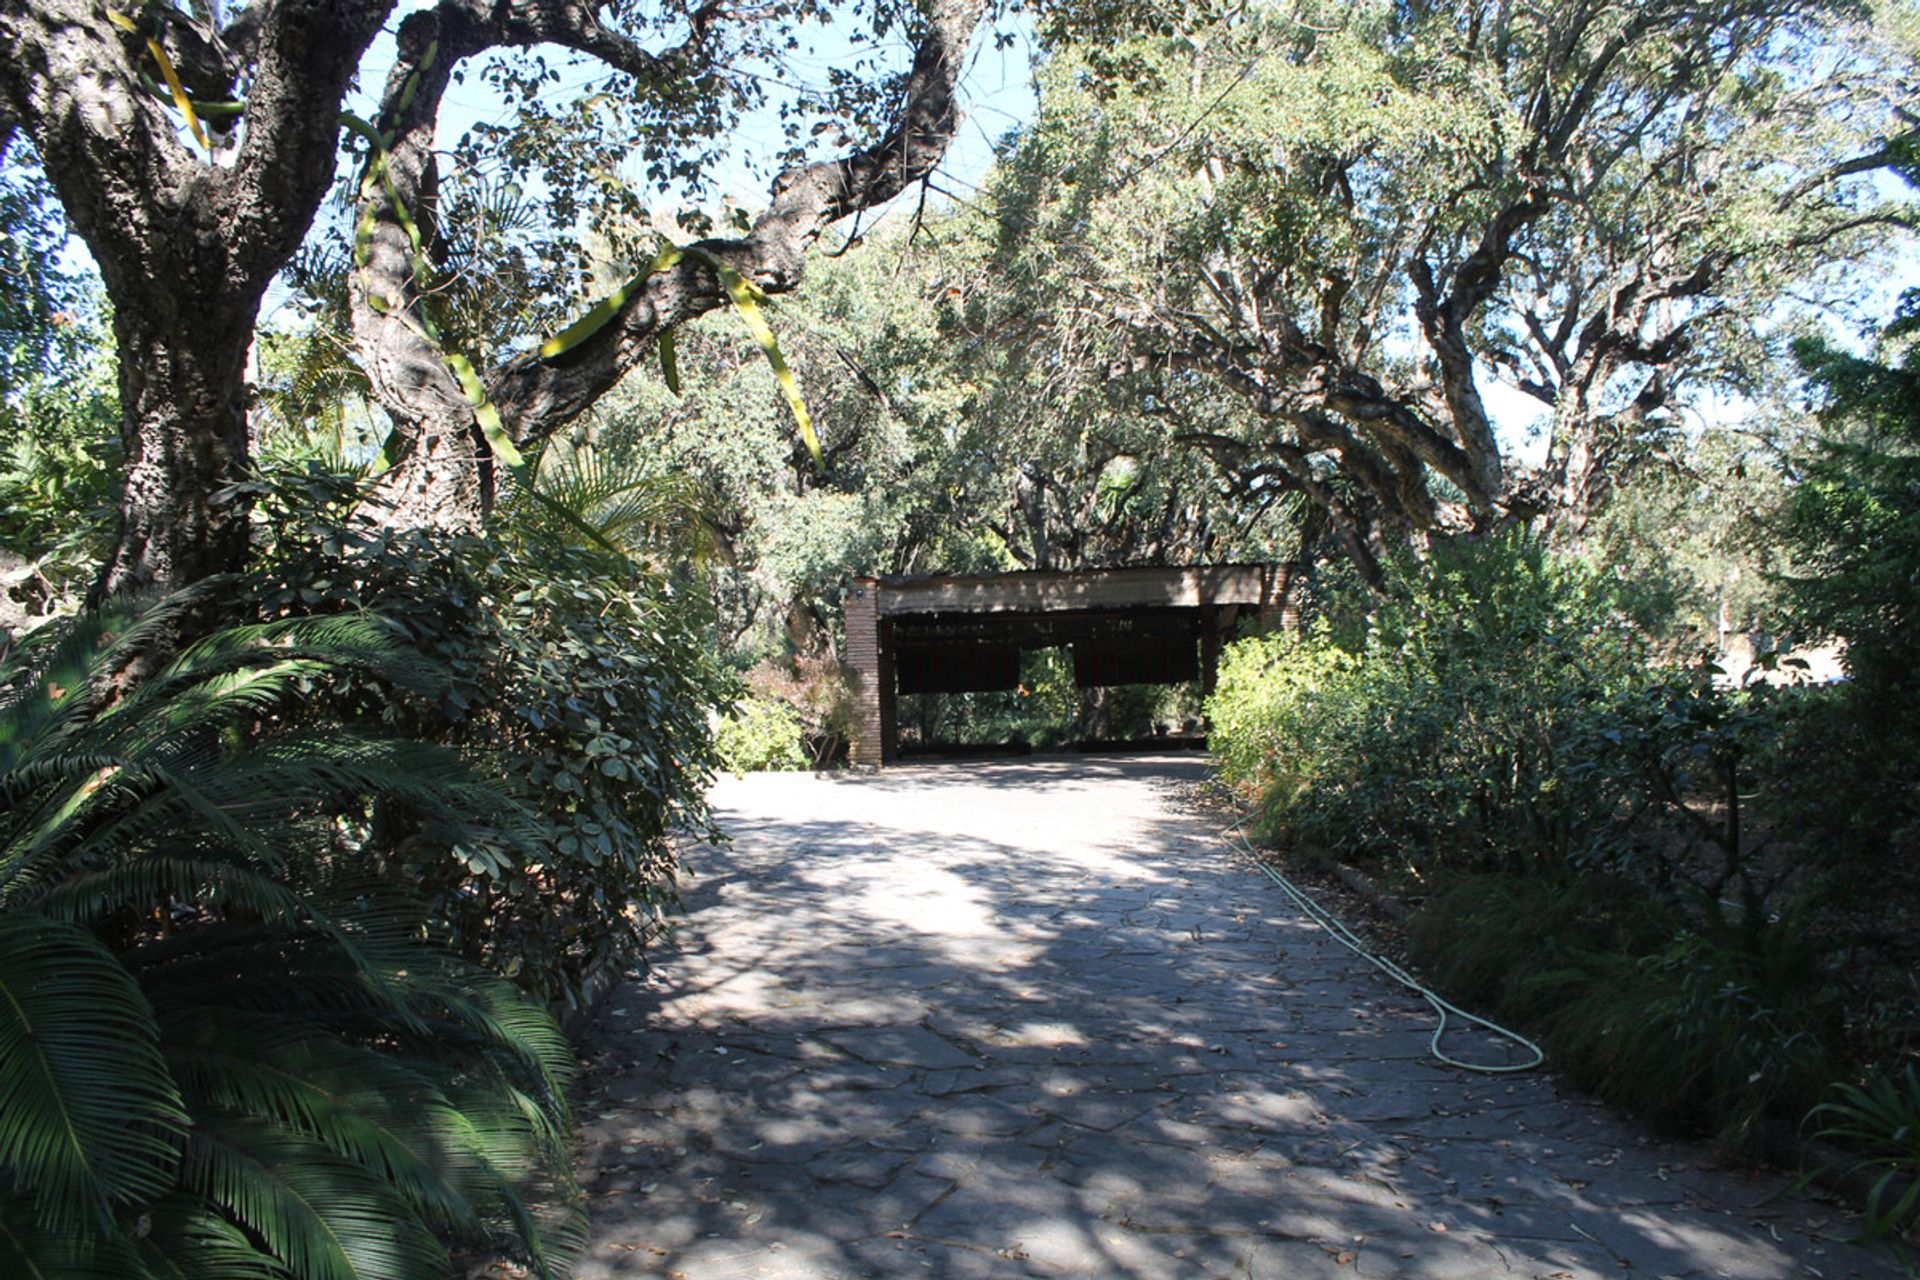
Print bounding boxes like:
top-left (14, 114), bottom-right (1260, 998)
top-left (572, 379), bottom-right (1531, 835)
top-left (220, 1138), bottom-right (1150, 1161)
top-left (573, 756), bottom-right (1906, 1278)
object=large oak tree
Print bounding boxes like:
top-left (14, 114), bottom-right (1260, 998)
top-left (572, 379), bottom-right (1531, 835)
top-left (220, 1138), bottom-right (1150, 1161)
top-left (0, 0), bottom-right (989, 596)
top-left (972, 0), bottom-right (1918, 582)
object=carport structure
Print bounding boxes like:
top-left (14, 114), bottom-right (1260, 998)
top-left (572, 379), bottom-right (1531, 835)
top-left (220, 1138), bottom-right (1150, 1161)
top-left (844, 565), bottom-right (1294, 765)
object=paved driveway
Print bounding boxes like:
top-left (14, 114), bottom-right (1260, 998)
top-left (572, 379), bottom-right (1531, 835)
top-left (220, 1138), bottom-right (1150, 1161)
top-left (573, 756), bottom-right (1901, 1278)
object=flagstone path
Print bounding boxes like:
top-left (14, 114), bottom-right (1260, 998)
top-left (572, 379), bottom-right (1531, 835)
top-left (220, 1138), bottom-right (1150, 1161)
top-left (572, 755), bottom-right (1903, 1279)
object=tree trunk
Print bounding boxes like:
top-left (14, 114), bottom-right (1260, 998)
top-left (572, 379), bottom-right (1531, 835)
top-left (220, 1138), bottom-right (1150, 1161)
top-left (93, 301), bottom-right (255, 599)
top-left (1, 0), bottom-right (393, 598)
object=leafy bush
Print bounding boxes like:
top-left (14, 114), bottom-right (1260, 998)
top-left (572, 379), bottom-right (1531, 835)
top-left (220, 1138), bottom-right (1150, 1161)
top-left (1211, 531), bottom-right (1657, 881)
top-left (236, 462), bottom-right (724, 1006)
top-left (1205, 625), bottom-right (1356, 801)
top-left (740, 656), bottom-right (857, 766)
top-left (1411, 875), bottom-right (1836, 1154)
top-left (0, 598), bottom-right (582, 1278)
top-left (714, 696), bottom-right (809, 773)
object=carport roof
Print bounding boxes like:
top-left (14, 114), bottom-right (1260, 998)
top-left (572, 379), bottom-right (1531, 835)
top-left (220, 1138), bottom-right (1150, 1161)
top-left (856, 564), bottom-right (1289, 616)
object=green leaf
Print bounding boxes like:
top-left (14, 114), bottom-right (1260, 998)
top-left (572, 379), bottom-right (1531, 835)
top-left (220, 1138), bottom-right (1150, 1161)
top-left (660, 330), bottom-right (680, 394)
top-left (182, 1118), bottom-right (450, 1280)
top-left (0, 913), bottom-right (187, 1233)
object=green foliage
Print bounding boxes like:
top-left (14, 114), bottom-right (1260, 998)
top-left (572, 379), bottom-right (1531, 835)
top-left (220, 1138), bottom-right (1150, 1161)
top-left (1779, 329), bottom-right (1920, 691)
top-left (0, 301), bottom-right (120, 622)
top-left (1216, 527), bottom-right (1917, 1159)
top-left (1411, 875), bottom-right (1836, 1154)
top-left (1805, 1066), bottom-right (1920, 1239)
top-left (1211, 532), bottom-right (1657, 881)
top-left (0, 148), bottom-right (119, 620)
top-left (1205, 626), bottom-right (1356, 803)
top-left (234, 462), bottom-right (723, 1006)
top-left (1584, 429), bottom-right (1793, 647)
top-left (738, 657), bottom-right (858, 767)
top-left (0, 595), bottom-right (583, 1278)
top-left (590, 220), bottom-right (1292, 667)
top-left (713, 696), bottom-right (809, 774)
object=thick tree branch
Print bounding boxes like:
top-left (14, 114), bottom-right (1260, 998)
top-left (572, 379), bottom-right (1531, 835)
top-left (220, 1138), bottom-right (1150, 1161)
top-left (487, 0), bottom-right (989, 434)
top-left (229, 1), bottom-right (393, 285)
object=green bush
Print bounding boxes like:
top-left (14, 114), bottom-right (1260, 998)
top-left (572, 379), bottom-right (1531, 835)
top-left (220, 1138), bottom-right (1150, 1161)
top-left (1205, 625), bottom-right (1356, 802)
top-left (1411, 874), bottom-right (1836, 1154)
top-left (714, 696), bottom-right (809, 773)
top-left (0, 303), bottom-right (119, 623)
top-left (0, 598), bottom-right (582, 1279)
top-left (236, 462), bottom-right (724, 1006)
top-left (740, 657), bottom-right (858, 766)
top-left (1210, 531), bottom-right (1657, 881)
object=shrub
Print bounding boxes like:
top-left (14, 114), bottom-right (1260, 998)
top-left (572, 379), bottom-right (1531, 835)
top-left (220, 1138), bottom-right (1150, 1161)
top-left (1205, 625), bottom-right (1356, 797)
top-left (740, 656), bottom-right (857, 766)
top-left (0, 598), bottom-right (582, 1278)
top-left (714, 696), bottom-right (809, 773)
top-left (235, 462), bottom-right (725, 1006)
top-left (1210, 531), bottom-right (1656, 882)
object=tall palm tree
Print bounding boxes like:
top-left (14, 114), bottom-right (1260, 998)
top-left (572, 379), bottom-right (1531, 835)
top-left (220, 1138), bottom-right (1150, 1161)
top-left (0, 591), bottom-right (584, 1278)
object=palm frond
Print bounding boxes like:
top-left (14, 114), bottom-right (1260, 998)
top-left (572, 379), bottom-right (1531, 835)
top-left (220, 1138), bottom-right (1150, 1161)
top-left (0, 914), bottom-right (187, 1232)
top-left (0, 1192), bottom-right (148, 1280)
top-left (165, 1027), bottom-right (485, 1238)
top-left (182, 1117), bottom-right (452, 1280)
top-left (511, 445), bottom-right (715, 562)
top-left (0, 604), bottom-right (137, 776)
top-left (130, 1198), bottom-right (285, 1280)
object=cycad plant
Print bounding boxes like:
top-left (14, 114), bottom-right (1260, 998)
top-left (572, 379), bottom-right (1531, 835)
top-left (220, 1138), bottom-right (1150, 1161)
top-left (0, 593), bottom-right (584, 1278)
top-left (506, 442), bottom-right (716, 567)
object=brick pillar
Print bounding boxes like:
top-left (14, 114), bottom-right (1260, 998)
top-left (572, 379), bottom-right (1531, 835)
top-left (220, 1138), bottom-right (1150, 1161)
top-left (844, 579), bottom-right (895, 766)
top-left (1255, 564), bottom-right (1299, 633)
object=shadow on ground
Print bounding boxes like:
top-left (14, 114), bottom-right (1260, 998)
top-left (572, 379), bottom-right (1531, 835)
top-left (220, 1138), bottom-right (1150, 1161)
top-left (573, 756), bottom-right (1899, 1279)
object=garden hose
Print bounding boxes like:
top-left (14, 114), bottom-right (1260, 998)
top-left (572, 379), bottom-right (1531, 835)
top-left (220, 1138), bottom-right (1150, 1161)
top-left (1220, 814), bottom-right (1545, 1075)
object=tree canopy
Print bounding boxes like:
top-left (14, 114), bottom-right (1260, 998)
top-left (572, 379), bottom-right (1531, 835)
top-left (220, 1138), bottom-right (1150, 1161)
top-left (957, 0), bottom-right (1917, 580)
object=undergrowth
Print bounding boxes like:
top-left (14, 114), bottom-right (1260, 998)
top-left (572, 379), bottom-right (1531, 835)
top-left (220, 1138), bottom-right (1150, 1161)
top-left (1409, 874), bottom-right (1839, 1154)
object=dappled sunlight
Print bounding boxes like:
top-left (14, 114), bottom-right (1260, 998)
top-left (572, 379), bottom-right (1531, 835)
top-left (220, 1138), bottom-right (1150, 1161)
top-left (573, 756), bottom-right (1901, 1279)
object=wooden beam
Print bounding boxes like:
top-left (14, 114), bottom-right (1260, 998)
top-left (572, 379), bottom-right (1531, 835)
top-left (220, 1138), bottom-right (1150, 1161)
top-left (872, 564), bottom-right (1289, 617)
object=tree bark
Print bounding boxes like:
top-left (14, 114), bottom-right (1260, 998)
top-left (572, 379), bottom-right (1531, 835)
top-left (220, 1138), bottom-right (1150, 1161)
top-left (96, 293), bottom-right (255, 596)
top-left (0, 0), bottom-right (394, 597)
